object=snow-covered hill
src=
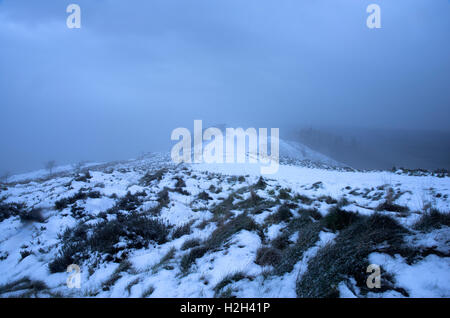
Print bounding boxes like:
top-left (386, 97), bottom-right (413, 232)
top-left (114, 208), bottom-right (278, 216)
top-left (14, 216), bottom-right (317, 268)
top-left (0, 153), bottom-right (449, 298)
top-left (277, 139), bottom-right (345, 168)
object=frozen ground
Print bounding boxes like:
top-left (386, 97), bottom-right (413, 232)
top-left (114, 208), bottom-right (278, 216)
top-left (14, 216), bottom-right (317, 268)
top-left (0, 153), bottom-right (449, 298)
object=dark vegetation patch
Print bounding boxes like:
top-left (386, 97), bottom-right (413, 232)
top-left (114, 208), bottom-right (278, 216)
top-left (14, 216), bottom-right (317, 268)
top-left (208, 185), bottom-right (221, 194)
top-left (278, 188), bottom-right (291, 200)
top-left (310, 181), bottom-right (323, 190)
top-left (153, 188), bottom-right (170, 212)
top-left (413, 209), bottom-right (450, 232)
top-left (255, 247), bottom-right (282, 266)
top-left (234, 190), bottom-right (277, 215)
top-left (211, 193), bottom-right (236, 221)
top-left (214, 272), bottom-right (253, 297)
top-left (180, 246), bottom-right (209, 273)
top-left (322, 207), bottom-right (361, 232)
top-left (173, 177), bottom-right (189, 195)
top-left (0, 203), bottom-right (45, 223)
top-left (250, 198), bottom-right (279, 215)
top-left (196, 219), bottom-right (210, 230)
top-left (101, 260), bottom-right (132, 291)
top-left (376, 201), bottom-right (409, 213)
top-left (271, 234), bottom-right (291, 250)
top-left (70, 204), bottom-right (85, 219)
top-left (294, 194), bottom-right (313, 205)
top-left (74, 171), bottom-right (92, 182)
top-left (142, 285), bottom-right (155, 297)
top-left (54, 189), bottom-right (103, 211)
top-left (269, 209), bottom-right (325, 275)
top-left (198, 191), bottom-right (213, 201)
top-left (151, 247), bottom-right (176, 273)
top-left (210, 178), bottom-right (273, 220)
top-left (336, 197), bottom-right (350, 208)
top-left (273, 222), bottom-right (322, 275)
top-left (207, 214), bottom-right (259, 251)
top-left (0, 251), bottom-right (8, 261)
top-left (254, 177), bottom-right (267, 190)
top-left (102, 259), bottom-right (131, 291)
top-left (181, 238), bottom-right (202, 251)
top-left (375, 188), bottom-right (409, 213)
top-left (296, 213), bottom-right (410, 298)
top-left (20, 249), bottom-right (33, 261)
top-left (114, 191), bottom-right (145, 212)
top-left (298, 208), bottom-right (322, 221)
top-left (265, 204), bottom-right (293, 224)
top-left (181, 214), bottom-right (259, 273)
top-left (174, 177), bottom-right (186, 188)
top-left (0, 202), bottom-right (26, 222)
top-left (140, 168), bottom-right (167, 186)
top-left (19, 208), bottom-right (45, 223)
top-left (0, 277), bottom-right (48, 297)
top-left (317, 195), bottom-right (338, 205)
top-left (228, 188), bottom-right (279, 215)
top-left (49, 213), bottom-right (169, 273)
top-left (172, 222), bottom-right (192, 239)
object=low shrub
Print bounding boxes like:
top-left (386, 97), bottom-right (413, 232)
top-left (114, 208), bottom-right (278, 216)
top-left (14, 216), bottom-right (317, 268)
top-left (413, 209), bottom-right (450, 231)
top-left (49, 213), bottom-right (169, 273)
top-left (198, 191), bottom-right (212, 201)
top-left (0, 277), bottom-right (47, 297)
top-left (214, 272), bottom-right (250, 297)
top-left (296, 213), bottom-right (409, 298)
top-left (0, 202), bottom-right (26, 222)
top-left (298, 208), bottom-right (322, 221)
top-left (294, 194), bottom-right (313, 205)
top-left (74, 171), bottom-right (92, 182)
top-left (322, 207), bottom-right (361, 232)
top-left (172, 222), bottom-right (192, 239)
top-left (274, 221), bottom-right (322, 275)
top-left (266, 204), bottom-right (293, 224)
top-left (55, 189), bottom-right (103, 211)
top-left (278, 188), bottom-right (291, 200)
top-left (151, 247), bottom-right (176, 273)
top-left (20, 208), bottom-right (45, 223)
top-left (376, 201), bottom-right (409, 213)
top-left (207, 214), bottom-right (258, 250)
top-left (181, 214), bottom-right (259, 272)
top-left (181, 238), bottom-right (202, 251)
top-left (180, 246), bottom-right (209, 273)
top-left (140, 168), bottom-right (167, 186)
top-left (148, 188), bottom-right (170, 214)
top-left (255, 247), bottom-right (282, 266)
top-left (0, 203), bottom-right (45, 223)
top-left (318, 195), bottom-right (338, 205)
top-left (271, 234), bottom-right (291, 250)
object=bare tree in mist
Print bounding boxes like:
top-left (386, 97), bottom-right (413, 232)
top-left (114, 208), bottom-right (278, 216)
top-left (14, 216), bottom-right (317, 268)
top-left (0, 171), bottom-right (10, 184)
top-left (45, 160), bottom-right (56, 176)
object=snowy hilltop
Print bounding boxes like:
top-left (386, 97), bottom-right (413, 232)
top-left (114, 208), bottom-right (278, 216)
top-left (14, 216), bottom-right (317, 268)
top-left (0, 151), bottom-right (449, 298)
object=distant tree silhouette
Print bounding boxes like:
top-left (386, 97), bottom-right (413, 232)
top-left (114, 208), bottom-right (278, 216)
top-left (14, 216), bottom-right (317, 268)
top-left (0, 171), bottom-right (10, 183)
top-left (45, 160), bottom-right (56, 176)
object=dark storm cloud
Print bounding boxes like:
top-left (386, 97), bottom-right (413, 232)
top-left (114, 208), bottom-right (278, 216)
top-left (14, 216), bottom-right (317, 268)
top-left (1, 0), bottom-right (449, 173)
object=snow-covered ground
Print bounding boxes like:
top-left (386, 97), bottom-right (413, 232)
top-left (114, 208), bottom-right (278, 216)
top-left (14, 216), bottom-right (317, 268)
top-left (0, 153), bottom-right (448, 298)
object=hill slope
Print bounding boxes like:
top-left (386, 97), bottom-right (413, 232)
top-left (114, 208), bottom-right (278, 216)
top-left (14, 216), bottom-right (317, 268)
top-left (0, 153), bottom-right (449, 298)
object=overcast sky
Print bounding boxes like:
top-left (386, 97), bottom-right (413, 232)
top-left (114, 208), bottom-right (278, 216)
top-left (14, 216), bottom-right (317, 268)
top-left (1, 0), bottom-right (449, 173)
